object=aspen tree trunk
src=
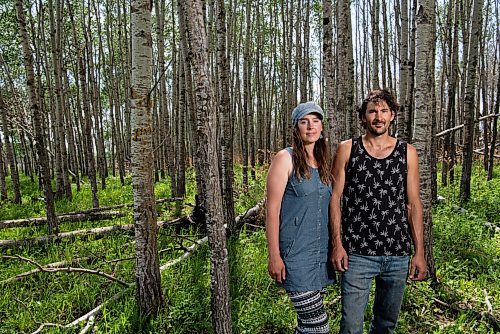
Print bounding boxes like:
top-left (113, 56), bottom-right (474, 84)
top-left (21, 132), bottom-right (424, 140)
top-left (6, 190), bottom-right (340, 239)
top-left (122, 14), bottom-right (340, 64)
top-left (85, 10), bottom-right (107, 190)
top-left (48, 0), bottom-right (72, 200)
top-left (130, 0), bottom-right (163, 316)
top-left (180, 1), bottom-right (232, 332)
top-left (337, 0), bottom-right (356, 140)
top-left (92, 0), bottom-right (109, 187)
top-left (442, 0), bottom-right (459, 186)
top-left (78, 19), bottom-right (99, 209)
top-left (0, 91), bottom-right (9, 200)
top-left (381, 0), bottom-right (392, 91)
top-left (217, 0), bottom-right (235, 226)
top-left (413, 0), bottom-right (436, 279)
top-left (156, 0), bottom-right (177, 196)
top-left (15, 0), bottom-right (58, 234)
top-left (487, 51), bottom-right (499, 181)
top-left (0, 90), bottom-right (21, 203)
top-left (242, 0), bottom-right (251, 187)
top-left (371, 0), bottom-right (380, 89)
top-left (460, 0), bottom-right (483, 202)
top-left (398, 0), bottom-right (410, 139)
top-left (323, 0), bottom-right (336, 147)
top-left (178, 1), bottom-right (197, 199)
top-left (255, 4), bottom-right (264, 165)
top-left (0, 136), bottom-right (6, 201)
top-left (479, 1), bottom-right (491, 171)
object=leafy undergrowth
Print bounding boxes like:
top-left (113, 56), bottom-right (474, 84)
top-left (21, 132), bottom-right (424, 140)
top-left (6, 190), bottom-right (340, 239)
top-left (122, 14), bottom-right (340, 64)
top-left (0, 163), bottom-right (498, 333)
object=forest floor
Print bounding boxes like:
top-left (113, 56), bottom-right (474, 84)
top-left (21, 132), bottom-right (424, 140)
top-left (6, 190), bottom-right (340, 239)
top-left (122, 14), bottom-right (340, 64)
top-left (0, 163), bottom-right (498, 333)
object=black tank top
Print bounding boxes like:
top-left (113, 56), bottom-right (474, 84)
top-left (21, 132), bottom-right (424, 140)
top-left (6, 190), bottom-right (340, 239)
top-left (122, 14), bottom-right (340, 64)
top-left (342, 137), bottom-right (411, 256)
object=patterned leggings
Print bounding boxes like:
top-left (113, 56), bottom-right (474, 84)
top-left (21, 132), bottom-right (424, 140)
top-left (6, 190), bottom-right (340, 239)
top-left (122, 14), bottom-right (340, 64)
top-left (288, 290), bottom-right (330, 334)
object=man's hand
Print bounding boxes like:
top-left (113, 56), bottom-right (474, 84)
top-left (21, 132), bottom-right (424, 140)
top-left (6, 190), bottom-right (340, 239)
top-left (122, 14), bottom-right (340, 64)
top-left (268, 254), bottom-right (286, 283)
top-left (409, 253), bottom-right (427, 281)
top-left (331, 245), bottom-right (349, 272)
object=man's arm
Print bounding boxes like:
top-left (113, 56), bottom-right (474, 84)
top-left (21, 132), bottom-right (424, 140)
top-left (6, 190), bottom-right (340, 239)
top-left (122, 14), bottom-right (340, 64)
top-left (265, 149), bottom-right (292, 283)
top-left (406, 144), bottom-right (427, 281)
top-left (329, 140), bottom-right (351, 272)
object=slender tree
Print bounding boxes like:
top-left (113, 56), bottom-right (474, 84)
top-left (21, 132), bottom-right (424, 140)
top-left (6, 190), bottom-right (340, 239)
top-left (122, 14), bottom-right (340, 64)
top-left (15, 0), bottom-right (58, 234)
top-left (130, 0), bottom-right (163, 316)
top-left (0, 88), bottom-right (21, 203)
top-left (180, 0), bottom-right (232, 332)
top-left (413, 0), bottom-right (436, 279)
top-left (337, 0), bottom-right (356, 140)
top-left (460, 0), bottom-right (484, 202)
top-left (217, 0), bottom-right (235, 226)
top-left (0, 91), bottom-right (8, 201)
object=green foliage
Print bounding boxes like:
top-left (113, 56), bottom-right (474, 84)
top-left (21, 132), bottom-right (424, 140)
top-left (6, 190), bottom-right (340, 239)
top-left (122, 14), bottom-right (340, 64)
top-left (0, 163), bottom-right (498, 333)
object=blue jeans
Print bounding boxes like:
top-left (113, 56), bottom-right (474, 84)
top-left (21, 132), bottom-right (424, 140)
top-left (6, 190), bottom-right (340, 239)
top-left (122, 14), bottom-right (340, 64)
top-left (340, 255), bottom-right (410, 334)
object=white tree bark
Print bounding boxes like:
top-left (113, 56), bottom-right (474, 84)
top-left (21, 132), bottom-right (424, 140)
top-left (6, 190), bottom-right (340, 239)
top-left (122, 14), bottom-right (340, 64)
top-left (413, 0), bottom-right (436, 278)
top-left (130, 0), bottom-right (163, 316)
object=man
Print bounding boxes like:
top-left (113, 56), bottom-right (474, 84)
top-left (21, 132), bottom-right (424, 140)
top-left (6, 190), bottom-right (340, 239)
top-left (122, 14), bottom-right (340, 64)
top-left (330, 89), bottom-right (427, 334)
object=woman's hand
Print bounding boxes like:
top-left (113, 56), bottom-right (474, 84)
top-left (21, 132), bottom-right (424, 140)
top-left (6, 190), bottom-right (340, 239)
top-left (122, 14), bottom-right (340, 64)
top-left (268, 254), bottom-right (286, 283)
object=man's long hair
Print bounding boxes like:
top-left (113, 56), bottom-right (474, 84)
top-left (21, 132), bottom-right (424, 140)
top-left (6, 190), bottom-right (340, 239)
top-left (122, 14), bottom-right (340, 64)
top-left (291, 126), bottom-right (331, 185)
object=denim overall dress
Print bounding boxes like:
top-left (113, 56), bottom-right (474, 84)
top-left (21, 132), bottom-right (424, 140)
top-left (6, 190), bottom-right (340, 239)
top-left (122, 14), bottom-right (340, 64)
top-left (278, 148), bottom-right (335, 292)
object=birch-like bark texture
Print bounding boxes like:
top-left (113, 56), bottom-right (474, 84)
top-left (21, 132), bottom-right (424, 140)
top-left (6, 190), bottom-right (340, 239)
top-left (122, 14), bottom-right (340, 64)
top-left (337, 0), bottom-right (356, 140)
top-left (397, 0), bottom-right (410, 140)
top-left (371, 0), bottom-right (380, 89)
top-left (15, 0), bottom-right (58, 234)
top-left (130, 0), bottom-right (163, 316)
top-left (179, 1), bottom-right (232, 332)
top-left (0, 91), bottom-right (8, 201)
top-left (460, 0), bottom-right (484, 202)
top-left (323, 0), bottom-right (336, 148)
top-left (442, 0), bottom-right (459, 186)
top-left (413, 0), bottom-right (436, 279)
top-left (0, 89), bottom-right (21, 203)
top-left (217, 0), bottom-right (235, 227)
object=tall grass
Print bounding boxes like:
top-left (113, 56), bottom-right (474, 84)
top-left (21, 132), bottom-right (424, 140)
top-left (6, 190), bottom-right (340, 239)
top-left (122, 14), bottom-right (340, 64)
top-left (0, 163), bottom-right (498, 333)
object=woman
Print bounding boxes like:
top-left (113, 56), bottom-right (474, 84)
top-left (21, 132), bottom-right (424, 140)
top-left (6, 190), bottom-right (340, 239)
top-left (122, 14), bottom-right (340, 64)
top-left (266, 101), bottom-right (335, 333)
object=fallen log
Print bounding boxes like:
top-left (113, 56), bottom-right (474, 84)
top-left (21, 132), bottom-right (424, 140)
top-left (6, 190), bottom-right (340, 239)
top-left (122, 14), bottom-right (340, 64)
top-left (60, 197), bottom-right (185, 216)
top-left (57, 201), bottom-right (265, 329)
top-left (0, 217), bottom-right (187, 249)
top-left (0, 211), bottom-right (126, 229)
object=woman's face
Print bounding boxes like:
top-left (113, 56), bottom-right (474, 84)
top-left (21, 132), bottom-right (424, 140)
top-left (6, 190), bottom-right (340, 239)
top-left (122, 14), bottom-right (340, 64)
top-left (296, 113), bottom-right (323, 144)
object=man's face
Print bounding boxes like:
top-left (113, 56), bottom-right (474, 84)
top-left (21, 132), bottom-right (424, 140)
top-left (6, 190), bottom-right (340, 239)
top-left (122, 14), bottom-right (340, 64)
top-left (363, 101), bottom-right (394, 136)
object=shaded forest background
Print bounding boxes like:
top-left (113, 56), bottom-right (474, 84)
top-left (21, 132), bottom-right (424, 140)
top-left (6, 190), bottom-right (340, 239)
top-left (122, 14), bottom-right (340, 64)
top-left (0, 0), bottom-right (499, 333)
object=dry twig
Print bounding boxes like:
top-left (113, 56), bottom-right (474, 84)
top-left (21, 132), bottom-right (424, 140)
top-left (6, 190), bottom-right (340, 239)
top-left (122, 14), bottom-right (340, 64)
top-left (3, 255), bottom-right (130, 287)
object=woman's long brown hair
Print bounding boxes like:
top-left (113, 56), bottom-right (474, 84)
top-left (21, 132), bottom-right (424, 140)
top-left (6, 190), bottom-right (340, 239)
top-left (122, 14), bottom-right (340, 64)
top-left (291, 126), bottom-right (331, 185)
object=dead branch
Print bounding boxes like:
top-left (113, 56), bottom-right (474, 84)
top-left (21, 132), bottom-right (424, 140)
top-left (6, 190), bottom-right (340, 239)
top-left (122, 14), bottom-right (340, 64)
top-left (233, 199), bottom-right (265, 230)
top-left (159, 236), bottom-right (208, 271)
top-left (484, 289), bottom-right (493, 314)
top-left (1, 256), bottom-right (93, 284)
top-left (0, 211), bottom-right (126, 229)
top-left (0, 217), bottom-right (187, 249)
top-left (78, 315), bottom-right (95, 334)
top-left (436, 113), bottom-right (500, 137)
top-left (49, 203), bottom-right (262, 329)
top-left (431, 296), bottom-right (500, 331)
top-left (32, 322), bottom-right (64, 334)
top-left (473, 149), bottom-right (500, 158)
top-left (65, 287), bottom-right (130, 328)
top-left (4, 255), bottom-right (130, 287)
